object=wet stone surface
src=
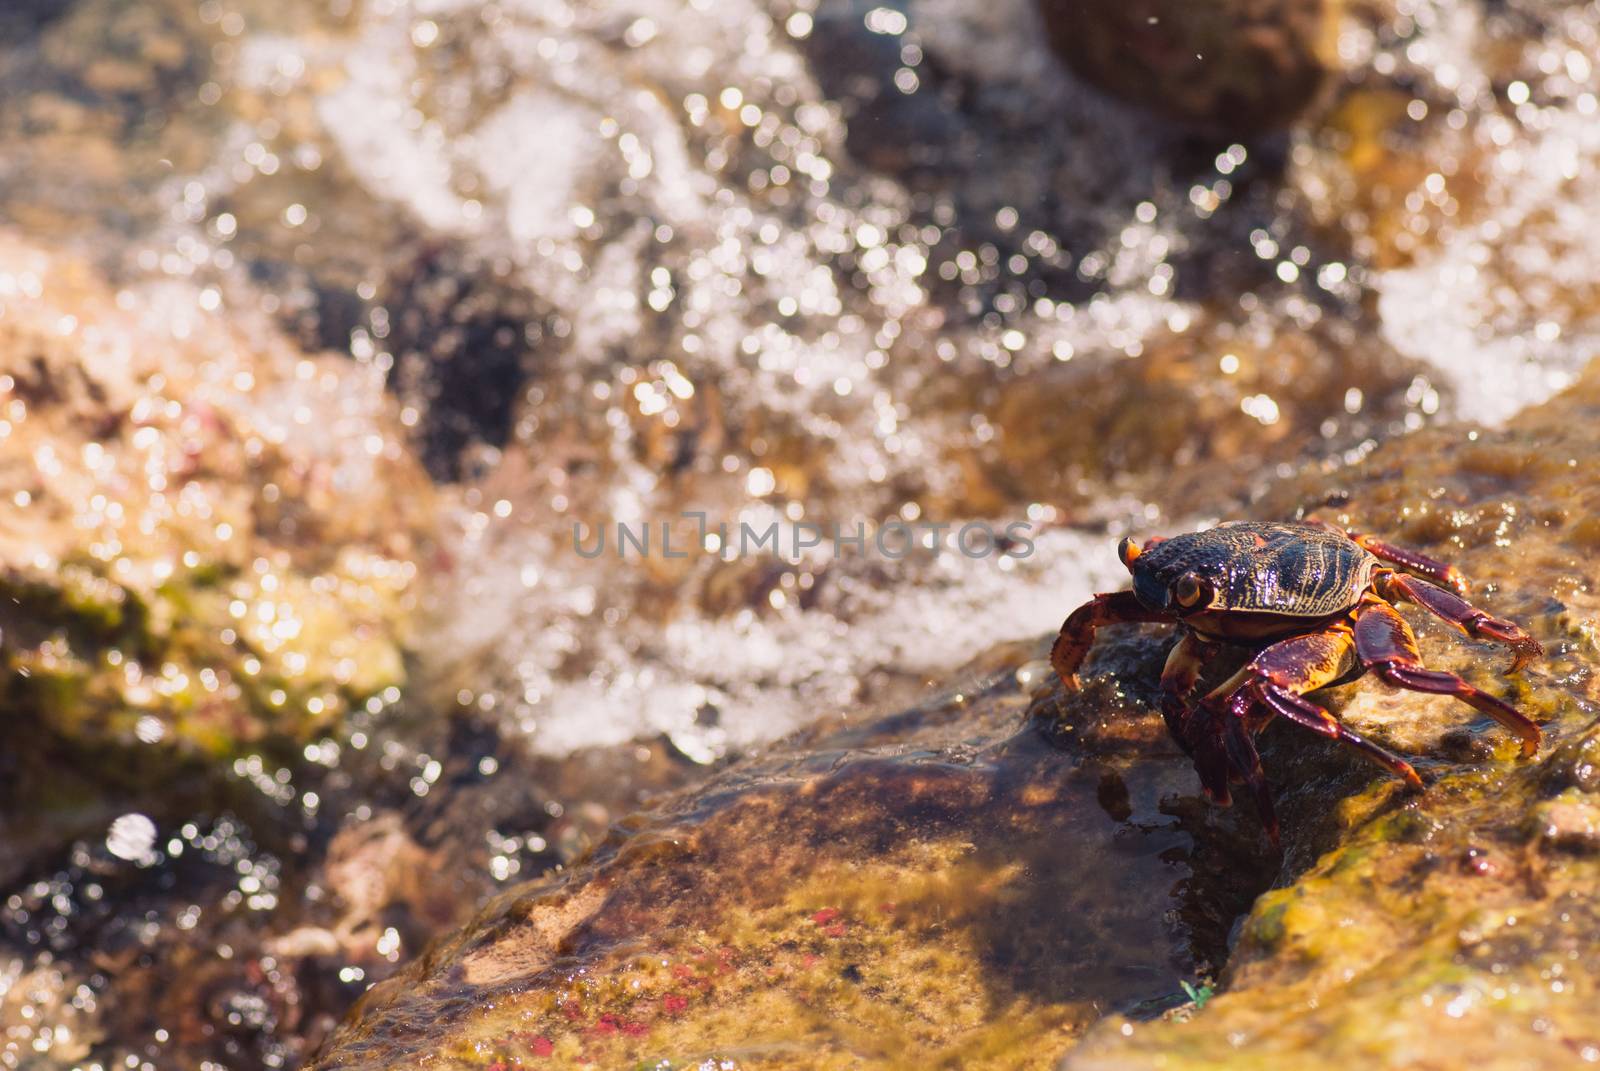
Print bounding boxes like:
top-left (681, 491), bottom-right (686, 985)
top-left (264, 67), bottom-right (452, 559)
top-left (0, 234), bottom-right (433, 874)
top-left (1037, 0), bottom-right (1339, 133)
top-left (314, 639), bottom-right (1268, 1070)
top-left (316, 366), bottom-right (1600, 1068)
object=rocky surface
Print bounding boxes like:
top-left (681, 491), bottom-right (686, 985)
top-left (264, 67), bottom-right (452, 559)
top-left (1037, 0), bottom-right (1338, 132)
top-left (314, 642), bottom-right (1237, 1070)
top-left (0, 233), bottom-right (433, 868)
top-left (312, 359), bottom-right (1600, 1066)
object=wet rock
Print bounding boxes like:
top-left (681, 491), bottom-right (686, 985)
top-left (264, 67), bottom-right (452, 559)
top-left (268, 812), bottom-right (460, 967)
top-left (0, 707), bottom-right (598, 1071)
top-left (1037, 0), bottom-right (1338, 132)
top-left (1531, 790), bottom-right (1600, 855)
top-left (970, 313), bottom-right (1418, 519)
top-left (1062, 365), bottom-right (1600, 1069)
top-left (317, 365), bottom-right (1600, 1068)
top-left (0, 234), bottom-right (432, 858)
top-left (798, 1), bottom-right (976, 176)
top-left (0, 961), bottom-right (99, 1065)
top-left (313, 652), bottom-right (1263, 1069)
top-left (0, 0), bottom-right (75, 41)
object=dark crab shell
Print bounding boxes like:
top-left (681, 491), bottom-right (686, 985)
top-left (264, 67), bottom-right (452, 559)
top-left (1130, 520), bottom-right (1378, 617)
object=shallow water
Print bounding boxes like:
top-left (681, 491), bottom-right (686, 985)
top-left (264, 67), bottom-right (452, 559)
top-left (2, 0), bottom-right (1600, 1066)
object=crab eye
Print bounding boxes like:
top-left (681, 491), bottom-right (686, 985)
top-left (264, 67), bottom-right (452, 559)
top-left (1173, 572), bottom-right (1207, 608)
top-left (1117, 537), bottom-right (1142, 568)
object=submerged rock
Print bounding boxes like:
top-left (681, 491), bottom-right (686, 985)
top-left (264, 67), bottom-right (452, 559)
top-left (1037, 0), bottom-right (1338, 132)
top-left (314, 362), bottom-right (1600, 1066)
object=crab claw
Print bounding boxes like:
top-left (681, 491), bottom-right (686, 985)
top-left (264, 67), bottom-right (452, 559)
top-left (1466, 616), bottom-right (1543, 675)
top-left (1050, 591), bottom-right (1168, 693)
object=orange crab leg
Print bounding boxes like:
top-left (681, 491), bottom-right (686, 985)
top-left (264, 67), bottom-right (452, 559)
top-left (1353, 597), bottom-right (1542, 756)
top-left (1376, 570), bottom-right (1543, 674)
top-left (1306, 518), bottom-right (1470, 595)
top-left (1051, 591), bottom-right (1169, 690)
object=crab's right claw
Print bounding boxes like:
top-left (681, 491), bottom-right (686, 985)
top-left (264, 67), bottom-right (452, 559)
top-left (1050, 591), bottom-right (1168, 693)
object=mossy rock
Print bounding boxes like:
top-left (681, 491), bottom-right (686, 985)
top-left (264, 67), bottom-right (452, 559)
top-left (0, 235), bottom-right (431, 799)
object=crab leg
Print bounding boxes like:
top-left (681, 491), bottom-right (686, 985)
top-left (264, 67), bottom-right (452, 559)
top-left (1253, 684), bottom-right (1426, 788)
top-left (1232, 629), bottom-right (1425, 786)
top-left (1051, 591), bottom-right (1169, 689)
top-left (1353, 597), bottom-right (1542, 756)
top-left (1172, 700), bottom-right (1237, 807)
top-left (1306, 518), bottom-right (1469, 595)
top-left (1203, 627), bottom-right (1358, 724)
top-left (1376, 570), bottom-right (1543, 673)
top-left (1158, 631), bottom-right (1218, 751)
top-left (1222, 713), bottom-right (1277, 842)
top-left (1197, 626), bottom-right (1425, 842)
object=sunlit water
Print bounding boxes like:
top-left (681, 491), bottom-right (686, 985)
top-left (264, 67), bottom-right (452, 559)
top-left (1359, 0), bottom-right (1600, 425)
top-left (2, 0), bottom-right (1600, 1065)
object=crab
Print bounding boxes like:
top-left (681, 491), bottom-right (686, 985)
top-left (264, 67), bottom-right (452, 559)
top-left (1051, 519), bottom-right (1543, 842)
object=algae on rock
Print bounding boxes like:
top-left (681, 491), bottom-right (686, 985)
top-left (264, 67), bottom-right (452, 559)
top-left (0, 233), bottom-right (432, 807)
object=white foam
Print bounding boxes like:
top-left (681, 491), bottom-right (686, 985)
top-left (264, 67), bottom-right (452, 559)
top-left (1376, 108), bottom-right (1600, 425)
top-left (431, 521), bottom-right (1126, 759)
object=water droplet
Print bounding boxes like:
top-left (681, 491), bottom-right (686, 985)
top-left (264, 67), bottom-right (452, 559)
top-left (106, 814), bottom-right (157, 862)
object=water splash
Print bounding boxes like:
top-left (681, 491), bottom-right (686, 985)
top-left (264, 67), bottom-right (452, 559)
top-left (434, 521), bottom-right (1126, 759)
top-left (1342, 0), bottom-right (1600, 424)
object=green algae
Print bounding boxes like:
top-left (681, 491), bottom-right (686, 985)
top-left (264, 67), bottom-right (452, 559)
top-left (0, 234), bottom-right (431, 797)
